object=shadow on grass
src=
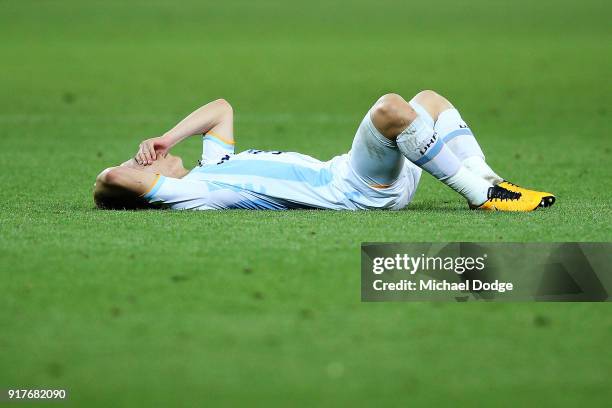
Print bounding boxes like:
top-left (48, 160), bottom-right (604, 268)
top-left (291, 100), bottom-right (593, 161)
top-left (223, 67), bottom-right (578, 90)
top-left (85, 199), bottom-right (467, 215)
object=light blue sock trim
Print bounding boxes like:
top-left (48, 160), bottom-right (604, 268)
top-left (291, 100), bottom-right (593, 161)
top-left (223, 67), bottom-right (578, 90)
top-left (443, 128), bottom-right (474, 143)
top-left (412, 139), bottom-right (444, 166)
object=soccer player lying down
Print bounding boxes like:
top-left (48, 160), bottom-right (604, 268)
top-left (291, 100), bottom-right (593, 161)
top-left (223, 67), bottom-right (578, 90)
top-left (94, 90), bottom-right (555, 211)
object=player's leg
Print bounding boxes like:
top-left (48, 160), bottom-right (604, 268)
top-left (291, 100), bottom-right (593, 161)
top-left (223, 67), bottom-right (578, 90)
top-left (410, 90), bottom-right (502, 184)
top-left (201, 99), bottom-right (235, 165)
top-left (411, 90), bottom-right (555, 206)
top-left (371, 93), bottom-right (542, 211)
top-left (370, 94), bottom-right (492, 207)
top-left (347, 96), bottom-right (408, 188)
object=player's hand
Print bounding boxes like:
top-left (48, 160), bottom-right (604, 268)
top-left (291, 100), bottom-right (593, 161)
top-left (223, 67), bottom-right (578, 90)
top-left (135, 136), bottom-right (170, 165)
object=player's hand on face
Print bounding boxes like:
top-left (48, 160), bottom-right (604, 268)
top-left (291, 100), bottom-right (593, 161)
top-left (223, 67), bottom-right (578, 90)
top-left (135, 136), bottom-right (170, 165)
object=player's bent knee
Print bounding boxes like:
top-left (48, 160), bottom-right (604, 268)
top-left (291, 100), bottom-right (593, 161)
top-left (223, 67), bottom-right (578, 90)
top-left (214, 98), bottom-right (233, 115)
top-left (373, 94), bottom-right (410, 127)
top-left (413, 90), bottom-right (453, 120)
top-left (371, 94), bottom-right (415, 138)
top-left (414, 90), bottom-right (441, 101)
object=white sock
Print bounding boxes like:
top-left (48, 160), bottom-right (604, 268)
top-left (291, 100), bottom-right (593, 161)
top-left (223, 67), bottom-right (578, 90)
top-left (396, 115), bottom-right (491, 206)
top-left (434, 108), bottom-right (503, 185)
top-left (445, 167), bottom-right (492, 206)
top-left (463, 156), bottom-right (504, 185)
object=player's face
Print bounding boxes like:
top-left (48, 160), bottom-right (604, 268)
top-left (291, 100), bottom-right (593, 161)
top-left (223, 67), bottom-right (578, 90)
top-left (122, 154), bottom-right (187, 178)
top-left (158, 154), bottom-right (185, 175)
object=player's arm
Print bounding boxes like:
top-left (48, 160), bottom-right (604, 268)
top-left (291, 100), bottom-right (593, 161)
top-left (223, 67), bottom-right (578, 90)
top-left (93, 166), bottom-right (160, 209)
top-left (135, 98), bottom-right (234, 165)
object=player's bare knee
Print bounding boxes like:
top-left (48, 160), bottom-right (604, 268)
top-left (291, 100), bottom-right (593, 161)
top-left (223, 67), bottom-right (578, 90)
top-left (413, 90), bottom-right (453, 120)
top-left (214, 98), bottom-right (233, 115)
top-left (371, 94), bottom-right (416, 138)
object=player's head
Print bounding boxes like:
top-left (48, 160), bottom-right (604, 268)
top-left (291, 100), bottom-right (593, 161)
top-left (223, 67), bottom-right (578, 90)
top-left (94, 153), bottom-right (189, 210)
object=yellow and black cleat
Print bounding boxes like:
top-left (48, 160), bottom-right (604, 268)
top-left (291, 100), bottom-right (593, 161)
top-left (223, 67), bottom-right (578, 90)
top-left (498, 181), bottom-right (556, 208)
top-left (474, 185), bottom-right (542, 212)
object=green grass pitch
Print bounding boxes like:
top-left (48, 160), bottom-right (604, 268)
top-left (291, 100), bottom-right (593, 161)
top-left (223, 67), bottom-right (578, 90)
top-left (1, 0), bottom-right (611, 406)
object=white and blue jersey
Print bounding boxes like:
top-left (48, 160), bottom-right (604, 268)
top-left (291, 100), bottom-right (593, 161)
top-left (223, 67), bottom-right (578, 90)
top-left (142, 113), bottom-right (422, 211)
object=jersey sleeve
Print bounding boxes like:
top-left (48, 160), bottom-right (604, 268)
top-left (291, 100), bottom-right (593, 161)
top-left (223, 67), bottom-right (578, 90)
top-left (141, 175), bottom-right (215, 210)
top-left (201, 132), bottom-right (235, 165)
